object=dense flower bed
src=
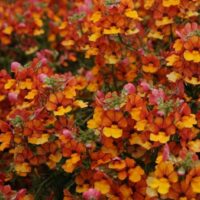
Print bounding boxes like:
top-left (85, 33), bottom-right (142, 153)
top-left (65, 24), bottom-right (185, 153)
top-left (0, 0), bottom-right (200, 199)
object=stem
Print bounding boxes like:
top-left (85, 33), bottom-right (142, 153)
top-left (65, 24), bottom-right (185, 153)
top-left (118, 34), bottom-right (137, 51)
top-left (111, 64), bottom-right (118, 91)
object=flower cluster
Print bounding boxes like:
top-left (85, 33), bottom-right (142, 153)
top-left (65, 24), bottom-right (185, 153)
top-left (0, 0), bottom-right (199, 199)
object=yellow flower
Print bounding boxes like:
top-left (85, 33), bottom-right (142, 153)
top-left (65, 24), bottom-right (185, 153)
top-left (28, 134), bottom-right (49, 145)
top-left (87, 82), bottom-right (98, 92)
top-left (49, 152), bottom-right (62, 163)
top-left (125, 28), bottom-right (139, 35)
top-left (150, 132), bottom-right (170, 143)
top-left (191, 176), bottom-right (200, 193)
top-left (53, 106), bottom-right (72, 116)
top-left (74, 100), bottom-right (88, 108)
top-left (176, 114), bottom-right (197, 129)
top-left (0, 132), bottom-right (12, 151)
top-left (62, 153), bottom-right (80, 173)
top-left (3, 26), bottom-right (13, 35)
top-left (134, 120), bottom-right (147, 131)
top-left (147, 30), bottom-right (163, 40)
top-left (184, 77), bottom-right (200, 85)
top-left (157, 178), bottom-right (170, 194)
top-left (103, 125), bottom-right (123, 138)
top-left (167, 71), bottom-right (182, 82)
top-left (25, 89), bottom-right (38, 100)
top-left (147, 177), bottom-right (170, 195)
top-left (19, 79), bottom-right (33, 90)
top-left (104, 54), bottom-right (119, 64)
top-left (89, 32), bottom-right (101, 42)
top-left (85, 47), bottom-right (99, 58)
top-left (15, 162), bottom-right (31, 176)
top-left (166, 54), bottom-right (180, 66)
top-left (142, 64), bottom-right (158, 73)
top-left (76, 184), bottom-right (90, 193)
top-left (33, 14), bottom-right (43, 27)
top-left (144, 0), bottom-right (155, 9)
top-left (155, 17), bottom-right (173, 27)
top-left (173, 39), bottom-right (183, 52)
top-left (125, 9), bottom-right (142, 20)
top-left (59, 21), bottom-right (68, 30)
top-left (0, 95), bottom-right (5, 102)
top-left (103, 27), bottom-right (121, 35)
top-left (162, 0), bottom-right (180, 7)
top-left (128, 166), bottom-right (144, 182)
top-left (90, 11), bottom-right (102, 23)
top-left (87, 107), bottom-right (103, 129)
top-left (33, 29), bottom-right (44, 36)
top-left (184, 50), bottom-right (200, 63)
top-left (22, 194), bottom-right (34, 200)
top-left (188, 140), bottom-right (200, 152)
top-left (64, 87), bottom-right (76, 99)
top-left (129, 133), bottom-right (151, 149)
top-left (25, 46), bottom-right (38, 55)
top-left (4, 79), bottom-right (16, 89)
top-left (94, 179), bottom-right (110, 194)
top-left (147, 177), bottom-right (160, 189)
top-left (61, 40), bottom-right (75, 47)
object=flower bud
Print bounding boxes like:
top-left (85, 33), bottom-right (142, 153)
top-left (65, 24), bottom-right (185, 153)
top-left (62, 129), bottom-right (73, 139)
top-left (38, 73), bottom-right (48, 82)
top-left (83, 188), bottom-right (101, 200)
top-left (11, 62), bottom-right (21, 72)
top-left (8, 92), bottom-right (18, 103)
top-left (177, 167), bottom-right (185, 176)
top-left (123, 83), bottom-right (136, 94)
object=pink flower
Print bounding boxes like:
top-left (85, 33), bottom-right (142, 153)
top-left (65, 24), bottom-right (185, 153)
top-left (162, 144), bottom-right (170, 161)
top-left (62, 129), bottom-right (73, 139)
top-left (123, 83), bottom-right (136, 94)
top-left (41, 58), bottom-right (48, 65)
top-left (149, 89), bottom-right (165, 105)
top-left (85, 71), bottom-right (94, 81)
top-left (95, 91), bottom-right (105, 106)
top-left (15, 188), bottom-right (27, 200)
top-left (157, 110), bottom-right (165, 116)
top-left (11, 62), bottom-right (21, 72)
top-left (83, 188), bottom-right (101, 200)
top-left (8, 92), bottom-right (18, 103)
top-left (140, 81), bottom-right (150, 92)
top-left (79, 0), bottom-right (93, 13)
top-left (38, 73), bottom-right (48, 82)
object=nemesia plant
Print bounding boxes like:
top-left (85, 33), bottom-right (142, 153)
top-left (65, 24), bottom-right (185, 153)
top-left (0, 0), bottom-right (199, 199)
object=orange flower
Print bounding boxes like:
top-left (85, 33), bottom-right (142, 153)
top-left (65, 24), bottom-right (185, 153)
top-left (168, 181), bottom-right (196, 200)
top-left (120, 180), bottom-right (146, 200)
top-left (87, 107), bottom-right (103, 129)
top-left (0, 132), bottom-right (12, 151)
top-left (142, 55), bottom-right (160, 74)
top-left (101, 110), bottom-right (127, 138)
top-left (148, 115), bottom-right (176, 144)
top-left (46, 92), bottom-right (72, 116)
top-left (94, 179), bottom-right (110, 195)
top-left (147, 162), bottom-right (178, 195)
top-left (102, 14), bottom-right (125, 35)
top-left (90, 151), bottom-right (112, 169)
top-left (183, 36), bottom-right (200, 63)
top-left (176, 114), bottom-right (197, 129)
top-left (15, 162), bottom-right (31, 177)
top-left (128, 166), bottom-right (144, 183)
top-left (108, 158), bottom-right (126, 171)
top-left (186, 165), bottom-right (200, 194)
top-left (62, 153), bottom-right (81, 173)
